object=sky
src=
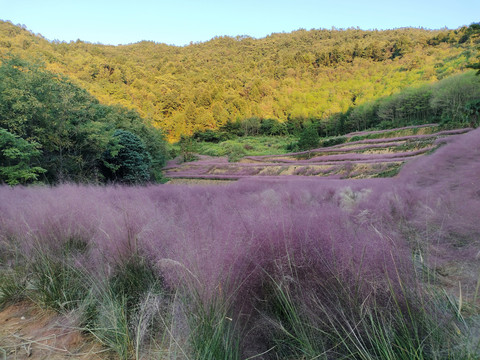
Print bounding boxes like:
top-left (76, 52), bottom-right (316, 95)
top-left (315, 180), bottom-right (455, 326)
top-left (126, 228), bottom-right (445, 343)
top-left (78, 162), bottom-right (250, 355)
top-left (1, 0), bottom-right (479, 46)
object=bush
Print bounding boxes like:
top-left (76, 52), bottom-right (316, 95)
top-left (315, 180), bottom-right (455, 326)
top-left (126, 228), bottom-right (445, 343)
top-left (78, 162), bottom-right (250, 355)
top-left (322, 136), bottom-right (347, 147)
top-left (220, 141), bottom-right (247, 162)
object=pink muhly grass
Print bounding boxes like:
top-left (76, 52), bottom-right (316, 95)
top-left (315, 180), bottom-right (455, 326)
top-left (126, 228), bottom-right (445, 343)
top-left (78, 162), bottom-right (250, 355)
top-left (1, 127), bottom-right (480, 357)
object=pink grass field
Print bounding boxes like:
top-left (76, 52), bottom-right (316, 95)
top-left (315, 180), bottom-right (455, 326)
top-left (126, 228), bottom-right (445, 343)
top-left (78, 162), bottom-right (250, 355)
top-left (1, 126), bottom-right (479, 302)
top-left (164, 127), bottom-right (472, 180)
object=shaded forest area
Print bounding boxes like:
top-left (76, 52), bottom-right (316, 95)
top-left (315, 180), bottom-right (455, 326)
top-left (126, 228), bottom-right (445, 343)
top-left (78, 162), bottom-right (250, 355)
top-left (1, 20), bottom-right (479, 140)
top-left (0, 57), bottom-right (168, 185)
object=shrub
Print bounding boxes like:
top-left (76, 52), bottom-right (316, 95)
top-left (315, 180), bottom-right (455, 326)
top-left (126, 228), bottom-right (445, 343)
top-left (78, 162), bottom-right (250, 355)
top-left (322, 136), bottom-right (347, 147)
top-left (220, 141), bottom-right (246, 162)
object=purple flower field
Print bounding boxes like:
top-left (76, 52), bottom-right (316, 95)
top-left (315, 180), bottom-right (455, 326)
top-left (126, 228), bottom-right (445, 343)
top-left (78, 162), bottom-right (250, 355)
top-left (165, 127), bottom-right (472, 180)
top-left (1, 127), bottom-right (480, 358)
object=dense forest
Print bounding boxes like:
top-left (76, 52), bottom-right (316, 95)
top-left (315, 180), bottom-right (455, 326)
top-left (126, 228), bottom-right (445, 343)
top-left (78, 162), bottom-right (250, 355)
top-left (0, 56), bottom-right (168, 185)
top-left (0, 20), bottom-right (479, 140)
top-left (190, 70), bottom-right (480, 148)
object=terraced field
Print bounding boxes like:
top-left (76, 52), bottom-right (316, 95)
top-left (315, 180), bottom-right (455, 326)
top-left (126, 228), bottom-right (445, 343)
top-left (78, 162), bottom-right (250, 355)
top-left (164, 125), bottom-right (472, 180)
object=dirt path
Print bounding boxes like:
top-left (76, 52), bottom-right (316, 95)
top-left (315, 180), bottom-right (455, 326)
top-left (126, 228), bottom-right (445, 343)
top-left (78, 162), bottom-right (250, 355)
top-left (0, 302), bottom-right (108, 360)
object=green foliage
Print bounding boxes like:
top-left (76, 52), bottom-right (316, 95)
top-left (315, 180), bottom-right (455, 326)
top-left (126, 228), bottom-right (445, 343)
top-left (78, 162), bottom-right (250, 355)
top-left (0, 56), bottom-right (109, 181)
top-left (188, 301), bottom-right (240, 360)
top-left (102, 129), bottom-right (152, 184)
top-left (0, 20), bottom-right (478, 140)
top-left (374, 163), bottom-right (403, 178)
top-left (172, 70), bottom-right (480, 158)
top-left (89, 290), bottom-right (133, 360)
top-left (260, 268), bottom-right (474, 360)
top-left (322, 136), bottom-right (347, 147)
top-left (178, 134), bottom-right (198, 162)
top-left (109, 255), bottom-right (164, 315)
top-left (0, 55), bottom-right (168, 184)
top-left (0, 269), bottom-right (27, 308)
top-left (220, 141), bottom-right (247, 162)
top-left (468, 61), bottom-right (480, 75)
top-left (82, 256), bottom-right (168, 360)
top-left (30, 251), bottom-right (89, 311)
top-left (323, 71), bottom-right (480, 136)
top-left (430, 71), bottom-right (480, 124)
top-left (297, 123), bottom-right (319, 151)
top-left (0, 128), bottom-right (46, 184)
top-left (193, 129), bottom-right (228, 143)
top-left (196, 135), bottom-right (295, 157)
top-left (465, 98), bottom-right (480, 126)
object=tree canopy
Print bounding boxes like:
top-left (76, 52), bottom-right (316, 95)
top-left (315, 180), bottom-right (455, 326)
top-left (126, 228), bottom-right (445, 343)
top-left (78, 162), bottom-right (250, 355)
top-left (101, 129), bottom-right (152, 184)
top-left (0, 21), bottom-right (479, 140)
top-left (0, 55), bottom-right (168, 184)
top-left (0, 128), bottom-right (46, 185)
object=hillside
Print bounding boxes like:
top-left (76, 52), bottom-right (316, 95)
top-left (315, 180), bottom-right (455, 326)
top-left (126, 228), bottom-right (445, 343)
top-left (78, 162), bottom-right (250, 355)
top-left (1, 20), bottom-right (479, 140)
top-left (0, 56), bottom-right (168, 184)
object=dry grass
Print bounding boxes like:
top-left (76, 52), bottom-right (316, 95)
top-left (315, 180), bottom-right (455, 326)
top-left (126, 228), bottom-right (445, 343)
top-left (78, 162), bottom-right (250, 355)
top-left (0, 302), bottom-right (109, 360)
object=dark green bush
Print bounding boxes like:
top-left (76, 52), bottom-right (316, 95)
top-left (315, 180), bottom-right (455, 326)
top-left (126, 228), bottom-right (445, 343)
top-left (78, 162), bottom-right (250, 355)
top-left (322, 136), bottom-right (347, 147)
top-left (101, 130), bottom-right (152, 184)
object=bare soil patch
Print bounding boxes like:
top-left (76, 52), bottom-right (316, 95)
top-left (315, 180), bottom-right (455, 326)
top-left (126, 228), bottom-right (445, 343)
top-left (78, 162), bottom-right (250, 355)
top-left (0, 302), bottom-right (108, 360)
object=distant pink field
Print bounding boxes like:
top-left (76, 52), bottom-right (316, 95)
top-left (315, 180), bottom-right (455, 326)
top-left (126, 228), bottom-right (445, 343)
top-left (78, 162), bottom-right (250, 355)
top-left (164, 127), bottom-right (472, 180)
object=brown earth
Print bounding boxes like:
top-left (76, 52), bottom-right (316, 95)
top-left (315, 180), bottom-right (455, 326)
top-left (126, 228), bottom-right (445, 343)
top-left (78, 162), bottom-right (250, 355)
top-left (0, 302), bottom-right (108, 360)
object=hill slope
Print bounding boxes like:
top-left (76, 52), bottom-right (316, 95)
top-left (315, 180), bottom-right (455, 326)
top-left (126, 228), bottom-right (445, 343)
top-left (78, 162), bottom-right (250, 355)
top-left (0, 20), bottom-right (479, 139)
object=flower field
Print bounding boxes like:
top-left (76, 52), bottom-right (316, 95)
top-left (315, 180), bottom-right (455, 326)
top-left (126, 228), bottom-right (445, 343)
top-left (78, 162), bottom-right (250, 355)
top-left (1, 125), bottom-right (479, 359)
top-left (164, 125), bottom-right (472, 180)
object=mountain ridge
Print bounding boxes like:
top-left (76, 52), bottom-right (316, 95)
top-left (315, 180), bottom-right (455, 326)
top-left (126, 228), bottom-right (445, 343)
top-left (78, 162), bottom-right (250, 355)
top-left (0, 20), bottom-right (478, 140)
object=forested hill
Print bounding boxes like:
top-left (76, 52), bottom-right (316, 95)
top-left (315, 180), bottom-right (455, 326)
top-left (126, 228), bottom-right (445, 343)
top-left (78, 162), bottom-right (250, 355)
top-left (0, 20), bottom-right (479, 140)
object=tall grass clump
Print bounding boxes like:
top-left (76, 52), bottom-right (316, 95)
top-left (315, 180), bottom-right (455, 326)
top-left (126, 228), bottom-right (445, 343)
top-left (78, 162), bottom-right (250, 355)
top-left (79, 252), bottom-right (173, 360)
top-left (0, 234), bottom-right (27, 307)
top-left (185, 291), bottom-right (241, 360)
top-left (30, 250), bottom-right (89, 310)
top-left (0, 128), bottom-right (479, 358)
top-left (256, 258), bottom-right (470, 359)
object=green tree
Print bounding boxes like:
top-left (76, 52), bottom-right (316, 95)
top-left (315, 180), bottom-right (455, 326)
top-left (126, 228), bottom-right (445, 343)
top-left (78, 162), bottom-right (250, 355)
top-left (178, 134), bottom-right (197, 163)
top-left (297, 123), bottom-right (319, 151)
top-left (0, 56), bottom-right (168, 183)
top-left (101, 130), bottom-right (152, 184)
top-left (430, 72), bottom-right (480, 124)
top-left (0, 128), bottom-right (46, 185)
